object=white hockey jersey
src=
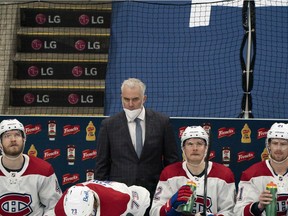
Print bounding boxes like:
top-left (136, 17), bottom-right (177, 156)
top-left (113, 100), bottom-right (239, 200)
top-left (0, 154), bottom-right (62, 216)
top-left (54, 180), bottom-right (150, 216)
top-left (234, 160), bottom-right (288, 216)
top-left (150, 161), bottom-right (236, 216)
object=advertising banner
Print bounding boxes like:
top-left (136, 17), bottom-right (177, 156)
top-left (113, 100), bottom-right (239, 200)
top-left (0, 115), bottom-right (284, 192)
top-left (17, 35), bottom-right (110, 53)
top-left (14, 61), bottom-right (107, 80)
top-left (10, 89), bottom-right (104, 107)
top-left (20, 8), bottom-right (111, 28)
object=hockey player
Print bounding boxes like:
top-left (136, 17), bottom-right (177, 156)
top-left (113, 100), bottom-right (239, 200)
top-left (150, 126), bottom-right (236, 216)
top-left (0, 119), bottom-right (62, 215)
top-left (54, 179), bottom-right (150, 216)
top-left (233, 122), bottom-right (288, 216)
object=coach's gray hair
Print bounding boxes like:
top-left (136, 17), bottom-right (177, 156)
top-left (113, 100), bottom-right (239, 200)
top-left (121, 78), bottom-right (146, 96)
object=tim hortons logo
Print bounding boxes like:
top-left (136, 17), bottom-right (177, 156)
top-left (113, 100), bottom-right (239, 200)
top-left (63, 125), bottom-right (80, 136)
top-left (43, 149), bottom-right (60, 160)
top-left (82, 149), bottom-right (97, 160)
top-left (25, 124), bottom-right (42, 135)
top-left (237, 151), bottom-right (255, 162)
top-left (257, 128), bottom-right (268, 139)
top-left (218, 127), bottom-right (236, 138)
top-left (62, 173), bottom-right (80, 185)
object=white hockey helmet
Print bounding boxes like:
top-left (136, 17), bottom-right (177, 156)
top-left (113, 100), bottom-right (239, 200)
top-left (0, 119), bottom-right (26, 139)
top-left (266, 122), bottom-right (288, 142)
top-left (0, 119), bottom-right (26, 157)
top-left (64, 185), bottom-right (96, 216)
top-left (181, 126), bottom-right (209, 147)
top-left (266, 122), bottom-right (288, 164)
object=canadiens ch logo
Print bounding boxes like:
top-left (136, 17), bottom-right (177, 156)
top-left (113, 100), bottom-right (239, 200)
top-left (194, 195), bottom-right (212, 214)
top-left (0, 193), bottom-right (33, 215)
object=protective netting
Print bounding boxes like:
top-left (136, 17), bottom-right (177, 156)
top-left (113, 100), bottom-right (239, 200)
top-left (0, 1), bottom-right (287, 118)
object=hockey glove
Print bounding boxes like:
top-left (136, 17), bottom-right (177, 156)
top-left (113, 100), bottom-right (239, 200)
top-left (164, 185), bottom-right (193, 216)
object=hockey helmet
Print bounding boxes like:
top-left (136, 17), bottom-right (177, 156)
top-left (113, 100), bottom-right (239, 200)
top-left (0, 119), bottom-right (26, 139)
top-left (0, 119), bottom-right (26, 154)
top-left (64, 185), bottom-right (96, 216)
top-left (181, 126), bottom-right (209, 147)
top-left (266, 122), bottom-right (288, 142)
top-left (266, 122), bottom-right (288, 164)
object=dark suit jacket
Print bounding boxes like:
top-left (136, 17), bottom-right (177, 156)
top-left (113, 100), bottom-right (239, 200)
top-left (94, 109), bottom-right (179, 195)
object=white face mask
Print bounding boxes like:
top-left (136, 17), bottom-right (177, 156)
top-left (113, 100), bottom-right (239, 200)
top-left (123, 108), bottom-right (142, 121)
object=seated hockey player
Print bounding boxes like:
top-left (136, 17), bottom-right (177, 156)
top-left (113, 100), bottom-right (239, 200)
top-left (150, 126), bottom-right (236, 216)
top-left (54, 179), bottom-right (150, 216)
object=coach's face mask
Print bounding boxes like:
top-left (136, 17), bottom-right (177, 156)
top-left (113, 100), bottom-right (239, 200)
top-left (123, 108), bottom-right (142, 121)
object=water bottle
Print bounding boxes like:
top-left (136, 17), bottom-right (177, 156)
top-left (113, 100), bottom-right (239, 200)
top-left (265, 181), bottom-right (277, 216)
top-left (179, 181), bottom-right (197, 215)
